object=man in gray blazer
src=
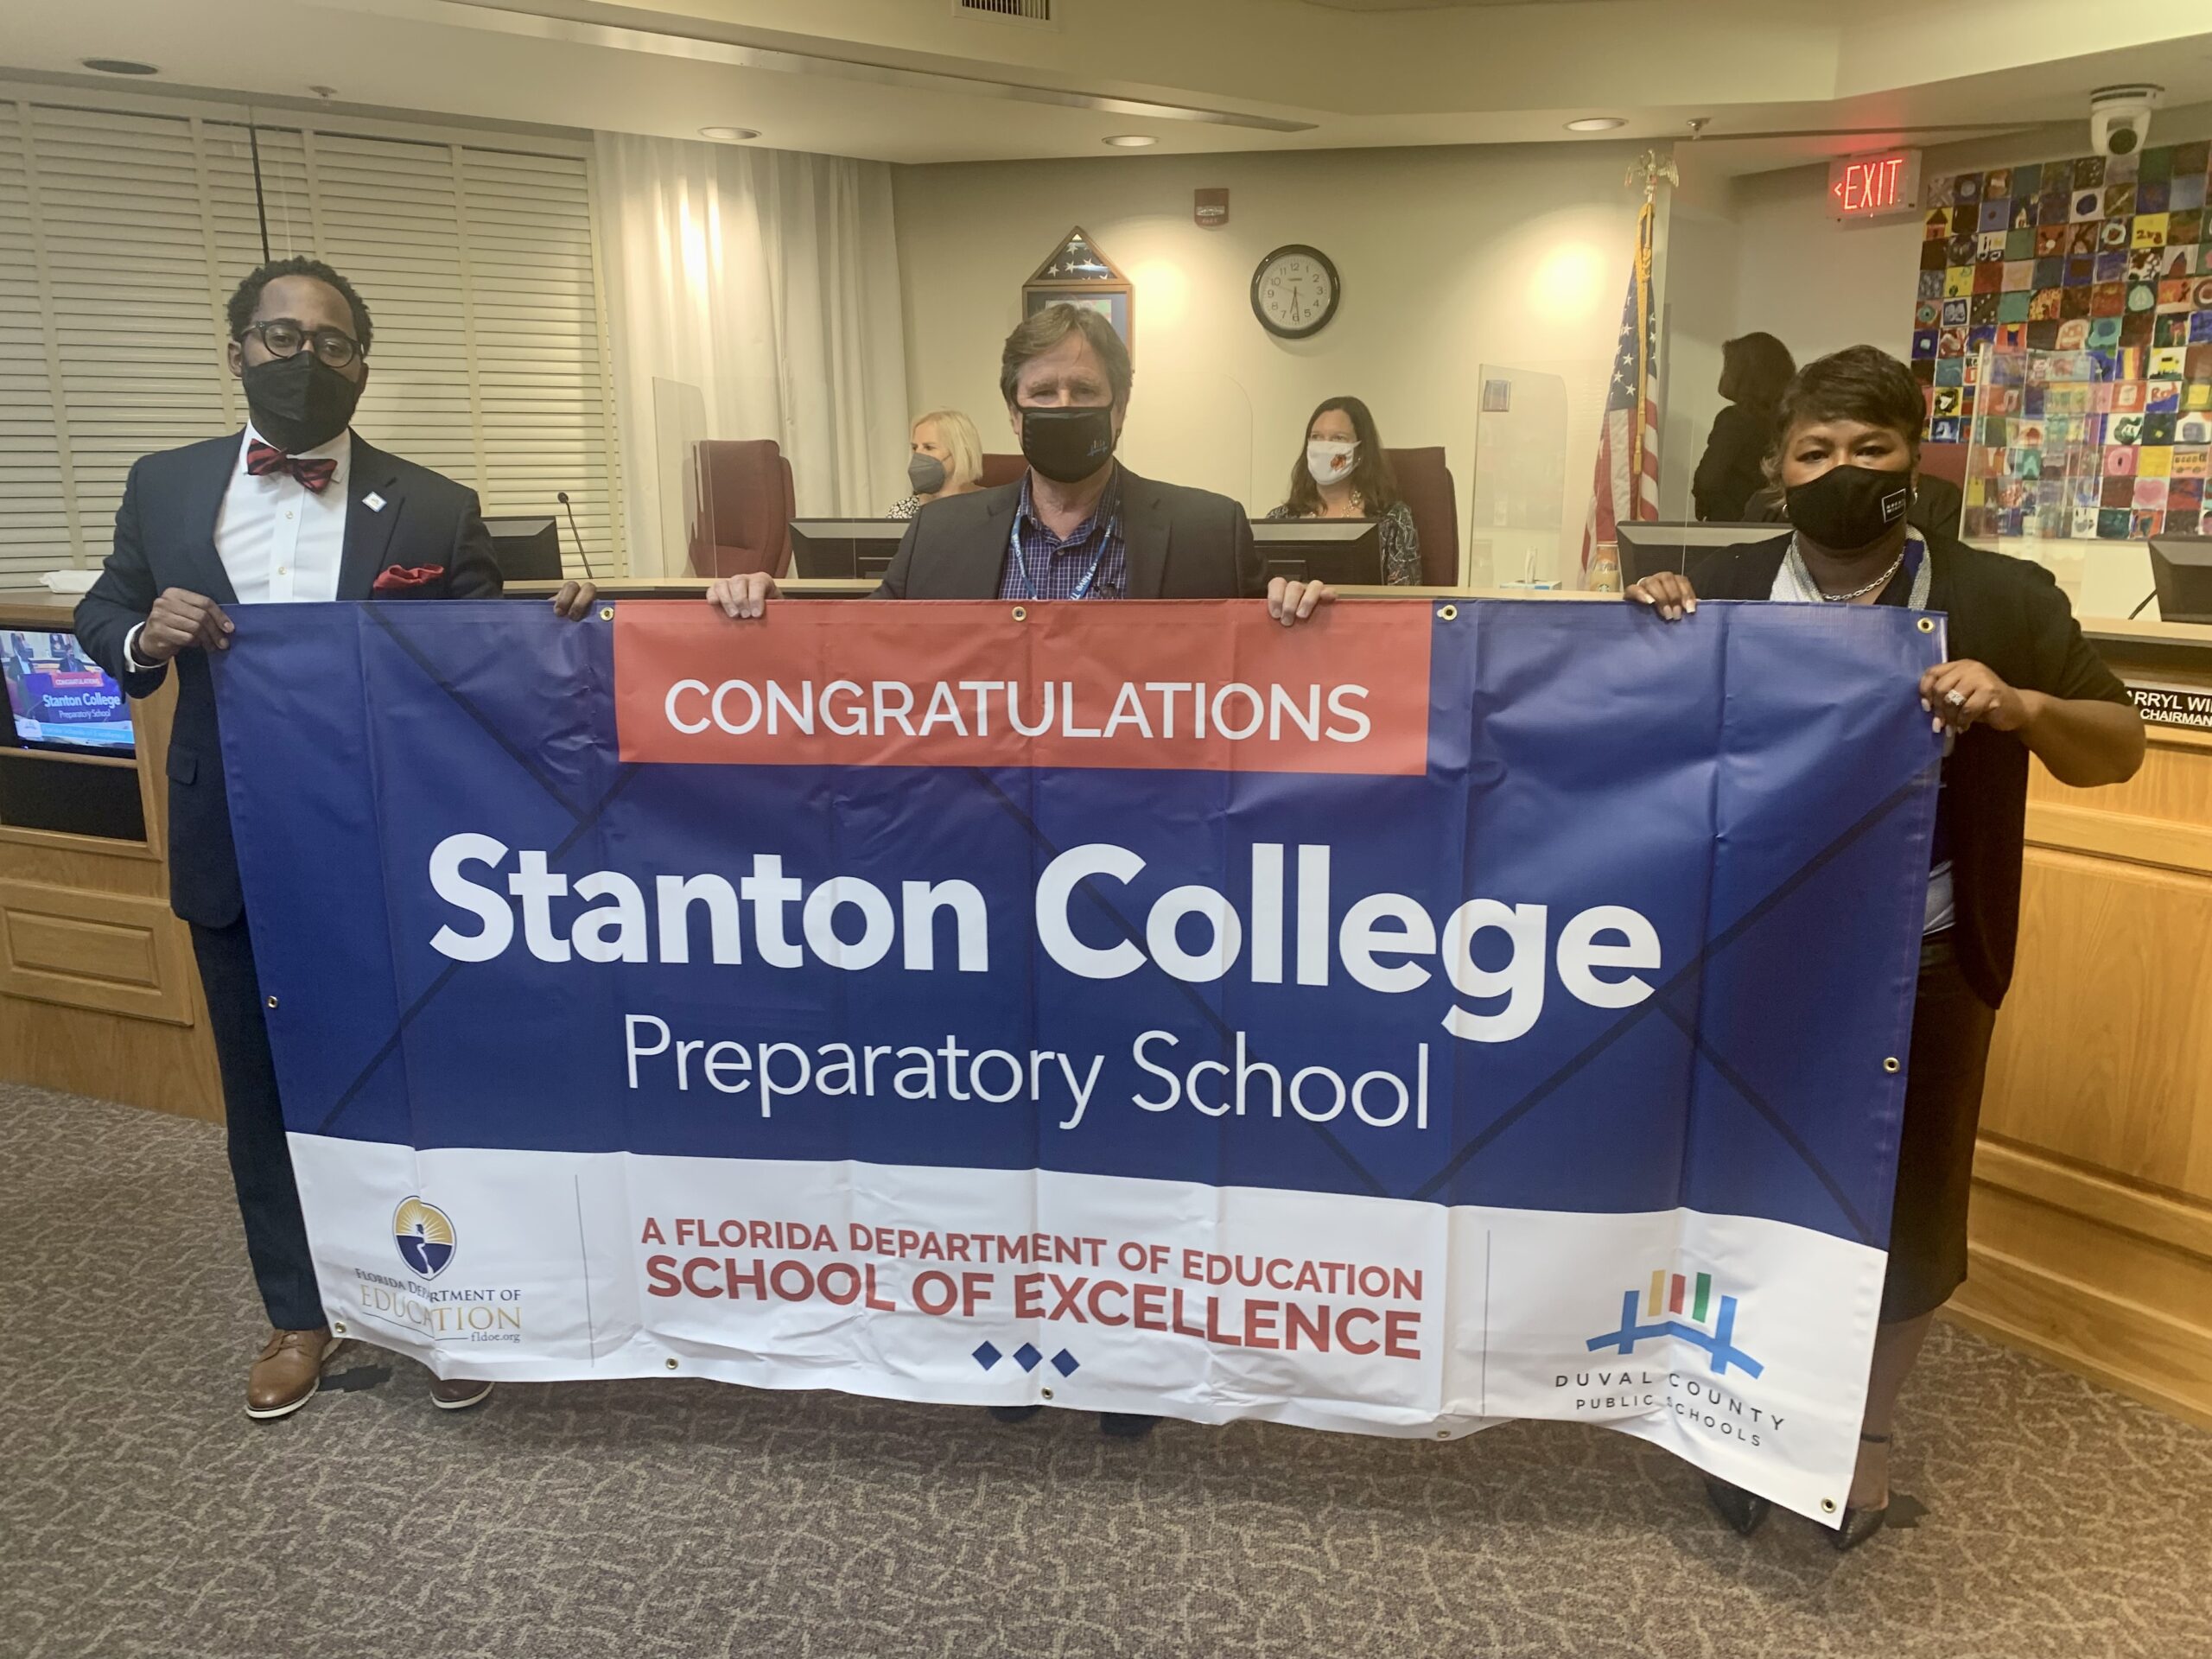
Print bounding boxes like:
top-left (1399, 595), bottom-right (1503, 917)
top-left (686, 302), bottom-right (1332, 622)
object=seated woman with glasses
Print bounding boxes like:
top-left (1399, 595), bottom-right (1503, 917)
top-left (1628, 345), bottom-right (2144, 1550)
top-left (887, 409), bottom-right (985, 520)
top-left (1265, 396), bottom-right (1421, 585)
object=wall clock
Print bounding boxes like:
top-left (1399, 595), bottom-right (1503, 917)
top-left (1251, 245), bottom-right (1340, 339)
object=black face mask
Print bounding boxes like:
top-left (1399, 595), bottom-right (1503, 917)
top-left (1018, 404), bottom-right (1116, 484)
top-left (1784, 463), bottom-right (1912, 552)
top-left (240, 349), bottom-right (364, 454)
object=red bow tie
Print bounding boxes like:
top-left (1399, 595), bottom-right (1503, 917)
top-left (246, 441), bottom-right (339, 494)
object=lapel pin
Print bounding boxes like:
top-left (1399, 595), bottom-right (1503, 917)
top-left (364, 492), bottom-right (387, 512)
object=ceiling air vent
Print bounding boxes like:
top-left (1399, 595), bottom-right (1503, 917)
top-left (955, 0), bottom-right (1057, 26)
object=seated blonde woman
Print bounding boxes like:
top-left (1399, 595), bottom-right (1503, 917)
top-left (887, 409), bottom-right (984, 519)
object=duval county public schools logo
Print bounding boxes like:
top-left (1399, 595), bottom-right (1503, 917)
top-left (393, 1197), bottom-right (456, 1280)
top-left (1587, 1269), bottom-right (1762, 1379)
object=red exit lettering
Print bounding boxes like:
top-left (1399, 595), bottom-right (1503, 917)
top-left (1829, 152), bottom-right (1912, 218)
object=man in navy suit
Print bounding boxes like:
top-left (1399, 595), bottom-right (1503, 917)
top-left (77, 257), bottom-right (589, 1420)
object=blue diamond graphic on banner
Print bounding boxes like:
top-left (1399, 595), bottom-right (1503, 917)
top-left (1051, 1349), bottom-right (1079, 1376)
top-left (972, 1342), bottom-right (1002, 1370)
top-left (1014, 1343), bottom-right (1042, 1372)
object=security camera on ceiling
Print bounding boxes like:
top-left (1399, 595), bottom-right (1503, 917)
top-left (2089, 85), bottom-right (2162, 158)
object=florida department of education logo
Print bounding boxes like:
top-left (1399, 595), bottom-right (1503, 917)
top-left (393, 1197), bottom-right (456, 1280)
top-left (1588, 1268), bottom-right (1762, 1379)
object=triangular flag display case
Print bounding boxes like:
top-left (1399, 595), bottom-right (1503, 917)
top-left (1021, 226), bottom-right (1134, 355)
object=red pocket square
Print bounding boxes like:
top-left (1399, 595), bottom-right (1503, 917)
top-left (372, 564), bottom-right (443, 596)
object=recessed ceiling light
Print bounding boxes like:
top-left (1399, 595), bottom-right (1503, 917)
top-left (1103, 135), bottom-right (1157, 149)
top-left (699, 126), bottom-right (760, 142)
top-left (1565, 117), bottom-right (1625, 133)
top-left (80, 57), bottom-right (160, 76)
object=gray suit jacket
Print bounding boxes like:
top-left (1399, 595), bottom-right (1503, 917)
top-left (875, 465), bottom-right (1261, 600)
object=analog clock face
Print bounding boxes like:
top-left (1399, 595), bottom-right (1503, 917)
top-left (1253, 247), bottom-right (1339, 337)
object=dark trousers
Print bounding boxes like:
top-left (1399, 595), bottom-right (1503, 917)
top-left (1878, 934), bottom-right (1999, 1325)
top-left (191, 916), bottom-right (326, 1332)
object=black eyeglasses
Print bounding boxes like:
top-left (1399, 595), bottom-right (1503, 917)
top-left (238, 319), bottom-right (365, 367)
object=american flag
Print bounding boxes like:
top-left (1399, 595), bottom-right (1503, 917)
top-left (1581, 198), bottom-right (1660, 575)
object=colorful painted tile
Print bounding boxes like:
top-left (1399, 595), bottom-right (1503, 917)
top-left (2063, 256), bottom-right (2095, 287)
top-left (2100, 218), bottom-right (2134, 251)
top-left (2039, 187), bottom-right (2074, 226)
top-left (2026, 319), bottom-right (2063, 351)
top-left (1932, 417), bottom-right (1962, 443)
top-left (2005, 223), bottom-right (2036, 254)
top-left (2145, 411), bottom-right (2179, 443)
top-left (2138, 180), bottom-right (2173, 216)
top-left (2075, 156), bottom-right (2107, 189)
top-left (2169, 175), bottom-right (2206, 213)
top-left (2097, 506), bottom-right (2133, 537)
top-left (1942, 296), bottom-right (1970, 326)
top-left (2139, 147), bottom-right (2174, 185)
top-left (2133, 508), bottom-right (2165, 536)
top-left (2173, 140), bottom-right (2208, 177)
top-left (2122, 312), bottom-right (2157, 347)
top-left (2139, 444), bottom-right (2174, 479)
top-left (1980, 231), bottom-right (2011, 263)
top-left (2070, 189), bottom-right (2104, 223)
top-left (1956, 173), bottom-right (1985, 204)
top-left (2033, 225), bottom-right (2069, 257)
top-left (2069, 220), bottom-right (2101, 254)
top-left (2190, 385), bottom-right (2212, 413)
top-left (1925, 172), bottom-right (1955, 208)
top-left (2029, 289), bottom-right (2063, 321)
top-left (1997, 290), bottom-right (2031, 323)
top-left (1948, 232), bottom-right (1979, 264)
top-left (2156, 314), bottom-right (2191, 347)
top-left (2126, 281), bottom-right (2158, 314)
top-left (2002, 258), bottom-right (2037, 290)
top-left (1974, 260), bottom-right (2006, 295)
top-left (2134, 213), bottom-right (2171, 248)
top-left (2091, 281), bottom-right (2126, 316)
top-left (2194, 311), bottom-right (2212, 345)
top-left (2107, 432), bottom-right (2142, 466)
top-left (1971, 292), bottom-right (2001, 325)
top-left (1978, 198), bottom-right (2010, 233)
top-left (2106, 152), bottom-right (2139, 187)
top-left (2095, 248), bottom-right (2133, 283)
top-left (1918, 269), bottom-right (1947, 302)
top-left (2131, 247), bottom-right (2167, 280)
top-left (2106, 184), bottom-right (2139, 219)
top-left (2173, 445), bottom-right (2210, 478)
top-left (1926, 207), bottom-right (1953, 240)
top-left (2148, 380), bottom-right (2182, 413)
top-left (1945, 266), bottom-right (1975, 299)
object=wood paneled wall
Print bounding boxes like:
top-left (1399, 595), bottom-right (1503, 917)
top-left (0, 600), bottom-right (223, 1121)
top-left (1954, 712), bottom-right (2212, 1431)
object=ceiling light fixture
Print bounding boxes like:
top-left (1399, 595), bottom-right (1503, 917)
top-left (80, 57), bottom-right (160, 75)
top-left (1103, 135), bottom-right (1157, 148)
top-left (699, 126), bottom-right (760, 142)
top-left (1565, 117), bottom-right (1625, 133)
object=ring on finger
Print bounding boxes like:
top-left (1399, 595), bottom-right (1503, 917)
top-left (1944, 689), bottom-right (1967, 708)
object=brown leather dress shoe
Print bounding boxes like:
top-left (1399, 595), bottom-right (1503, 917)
top-left (429, 1375), bottom-right (493, 1411)
top-left (245, 1327), bottom-right (339, 1421)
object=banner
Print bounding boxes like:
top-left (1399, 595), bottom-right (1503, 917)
top-left (215, 596), bottom-right (1941, 1524)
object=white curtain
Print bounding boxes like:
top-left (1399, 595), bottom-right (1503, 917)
top-left (594, 133), bottom-right (910, 574)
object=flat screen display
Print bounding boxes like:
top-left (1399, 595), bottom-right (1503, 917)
top-left (2, 628), bottom-right (135, 756)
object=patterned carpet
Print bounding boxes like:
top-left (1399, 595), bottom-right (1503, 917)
top-left (3, 1081), bottom-right (2209, 1659)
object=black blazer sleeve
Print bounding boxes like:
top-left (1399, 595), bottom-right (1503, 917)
top-left (447, 490), bottom-right (504, 598)
top-left (874, 515), bottom-right (923, 600)
top-left (73, 458), bottom-right (169, 700)
top-left (1692, 405), bottom-right (1771, 524)
top-left (1230, 499), bottom-right (1262, 598)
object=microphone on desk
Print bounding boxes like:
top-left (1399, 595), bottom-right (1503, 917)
top-left (556, 491), bottom-right (599, 582)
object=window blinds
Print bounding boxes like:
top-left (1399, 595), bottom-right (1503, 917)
top-left (0, 94), bottom-right (622, 583)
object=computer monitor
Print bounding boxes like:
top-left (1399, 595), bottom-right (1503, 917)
top-left (1, 627), bottom-right (134, 758)
top-left (485, 515), bottom-right (563, 582)
top-left (790, 519), bottom-right (909, 582)
top-left (1613, 522), bottom-right (1783, 587)
top-left (2148, 537), bottom-right (2212, 624)
top-left (1251, 520), bottom-right (1384, 587)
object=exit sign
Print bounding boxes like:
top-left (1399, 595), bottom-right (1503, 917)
top-left (1828, 149), bottom-right (1922, 220)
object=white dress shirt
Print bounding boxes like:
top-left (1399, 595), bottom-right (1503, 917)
top-left (124, 425), bottom-right (353, 671)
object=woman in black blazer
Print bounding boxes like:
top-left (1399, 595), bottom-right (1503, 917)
top-left (1631, 346), bottom-right (2145, 1548)
top-left (1692, 332), bottom-right (1796, 521)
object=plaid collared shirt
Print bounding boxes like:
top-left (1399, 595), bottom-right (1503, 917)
top-left (997, 466), bottom-right (1128, 601)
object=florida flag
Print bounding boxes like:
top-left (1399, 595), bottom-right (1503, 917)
top-left (1580, 198), bottom-right (1661, 576)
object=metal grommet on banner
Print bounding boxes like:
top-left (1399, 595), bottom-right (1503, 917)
top-left (265, 995), bottom-right (278, 1009)
top-left (664, 1357), bottom-right (678, 1371)
top-left (1437, 604), bottom-right (1458, 620)
top-left (1011, 605), bottom-right (1028, 621)
top-left (1039, 1386), bottom-right (1053, 1401)
top-left (598, 607), bottom-right (613, 621)
top-left (1916, 617), bottom-right (1935, 632)
top-left (1435, 1429), bottom-right (1449, 1440)
top-left (1883, 1056), bottom-right (1901, 1074)
top-left (332, 1321), bottom-right (346, 1337)
top-left (1821, 1497), bottom-right (1838, 1515)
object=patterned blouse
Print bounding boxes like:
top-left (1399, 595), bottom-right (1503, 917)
top-left (887, 494), bottom-right (922, 521)
top-left (1264, 499), bottom-right (1421, 585)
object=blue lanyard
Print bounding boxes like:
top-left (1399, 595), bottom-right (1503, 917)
top-left (1009, 505), bottom-right (1117, 601)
